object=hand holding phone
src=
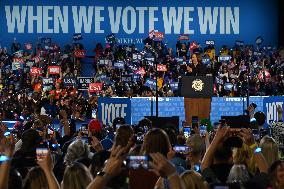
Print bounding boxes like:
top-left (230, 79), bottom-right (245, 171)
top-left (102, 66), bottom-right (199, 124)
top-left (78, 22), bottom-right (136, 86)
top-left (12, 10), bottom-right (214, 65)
top-left (183, 127), bottom-right (191, 138)
top-left (173, 146), bottom-right (189, 154)
top-left (127, 155), bottom-right (149, 169)
top-left (36, 148), bottom-right (48, 161)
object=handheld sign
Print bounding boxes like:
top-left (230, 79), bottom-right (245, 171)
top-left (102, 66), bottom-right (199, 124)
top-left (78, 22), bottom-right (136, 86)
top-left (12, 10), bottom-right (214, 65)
top-left (78, 77), bottom-right (95, 90)
top-left (74, 50), bottom-right (86, 58)
top-left (42, 77), bottom-right (54, 86)
top-left (113, 61), bottom-right (125, 69)
top-left (41, 38), bottom-right (51, 44)
top-left (89, 83), bottom-right (103, 93)
top-left (235, 40), bottom-right (244, 47)
top-left (178, 34), bottom-right (189, 41)
top-left (170, 82), bottom-right (179, 91)
top-left (205, 40), bottom-right (215, 46)
top-left (132, 74), bottom-right (141, 82)
top-left (144, 78), bottom-right (156, 89)
top-left (63, 77), bottom-right (77, 87)
top-left (256, 36), bottom-right (264, 45)
top-left (73, 33), bottom-right (82, 41)
top-left (135, 68), bottom-right (146, 76)
top-left (157, 64), bottom-right (167, 72)
top-left (149, 30), bottom-right (164, 41)
top-left (202, 58), bottom-right (211, 65)
top-left (30, 67), bottom-right (42, 76)
top-left (48, 66), bottom-right (61, 75)
top-left (218, 55), bottom-right (231, 62)
top-left (132, 53), bottom-right (142, 61)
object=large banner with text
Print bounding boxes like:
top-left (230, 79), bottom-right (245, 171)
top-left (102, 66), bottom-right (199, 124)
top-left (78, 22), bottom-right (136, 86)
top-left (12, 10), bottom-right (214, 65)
top-left (98, 97), bottom-right (131, 126)
top-left (0, 0), bottom-right (278, 52)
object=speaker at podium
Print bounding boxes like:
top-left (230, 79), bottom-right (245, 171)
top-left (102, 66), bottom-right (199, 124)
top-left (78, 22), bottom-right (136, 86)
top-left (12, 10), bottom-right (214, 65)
top-left (179, 76), bottom-right (214, 98)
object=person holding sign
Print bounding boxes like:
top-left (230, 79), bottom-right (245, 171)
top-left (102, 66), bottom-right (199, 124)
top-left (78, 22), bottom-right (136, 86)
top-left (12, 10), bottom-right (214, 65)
top-left (187, 53), bottom-right (206, 76)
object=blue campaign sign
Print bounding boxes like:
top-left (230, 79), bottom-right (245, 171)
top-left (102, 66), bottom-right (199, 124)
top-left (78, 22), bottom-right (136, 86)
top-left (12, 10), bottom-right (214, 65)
top-left (132, 74), bottom-right (141, 82)
top-left (0, 0), bottom-right (278, 53)
top-left (210, 97), bottom-right (264, 125)
top-left (98, 97), bottom-right (131, 126)
top-left (113, 61), bottom-right (125, 69)
top-left (131, 97), bottom-right (185, 127)
top-left (144, 78), bottom-right (156, 89)
top-left (170, 82), bottom-right (179, 91)
top-left (263, 97), bottom-right (284, 125)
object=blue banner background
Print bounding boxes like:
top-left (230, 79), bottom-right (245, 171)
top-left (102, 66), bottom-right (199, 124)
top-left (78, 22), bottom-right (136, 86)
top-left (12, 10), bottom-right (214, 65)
top-left (0, 0), bottom-right (278, 53)
top-left (98, 97), bottom-right (131, 126)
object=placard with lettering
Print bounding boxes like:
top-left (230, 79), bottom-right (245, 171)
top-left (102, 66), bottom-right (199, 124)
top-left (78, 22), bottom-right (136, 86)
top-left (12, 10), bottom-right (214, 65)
top-left (12, 61), bottom-right (24, 70)
top-left (135, 68), bottom-right (146, 76)
top-left (132, 53), bottom-right (142, 61)
top-left (157, 64), bottom-right (167, 72)
top-left (99, 59), bottom-right (111, 66)
top-left (63, 77), bottom-right (77, 87)
top-left (30, 67), bottom-right (42, 76)
top-left (113, 61), bottom-right (125, 69)
top-left (121, 75), bottom-right (131, 82)
top-left (132, 74), bottom-right (141, 82)
top-left (178, 34), bottom-right (189, 41)
top-left (144, 78), bottom-right (156, 89)
top-left (89, 83), bottom-right (103, 93)
top-left (78, 77), bottom-right (95, 90)
top-left (98, 97), bottom-right (131, 126)
top-left (170, 82), bottom-right (179, 91)
top-left (74, 49), bottom-right (86, 58)
top-left (42, 77), bottom-right (54, 86)
top-left (48, 66), bottom-right (61, 75)
top-left (73, 33), bottom-right (82, 40)
top-left (205, 40), bottom-right (215, 46)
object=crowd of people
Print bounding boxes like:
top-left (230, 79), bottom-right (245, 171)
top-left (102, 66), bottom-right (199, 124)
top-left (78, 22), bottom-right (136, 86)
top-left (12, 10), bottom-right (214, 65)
top-left (0, 36), bottom-right (284, 189)
top-left (0, 37), bottom-right (284, 120)
top-left (1, 109), bottom-right (284, 189)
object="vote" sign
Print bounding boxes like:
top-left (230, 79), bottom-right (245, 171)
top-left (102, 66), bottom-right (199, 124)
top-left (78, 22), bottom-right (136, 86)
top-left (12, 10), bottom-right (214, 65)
top-left (98, 98), bottom-right (131, 126)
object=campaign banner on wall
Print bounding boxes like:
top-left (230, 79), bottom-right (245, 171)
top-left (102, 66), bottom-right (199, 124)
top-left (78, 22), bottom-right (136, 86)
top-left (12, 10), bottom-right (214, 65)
top-left (0, 0), bottom-right (278, 53)
top-left (263, 96), bottom-right (284, 125)
top-left (131, 97), bottom-right (185, 127)
top-left (210, 97), bottom-right (264, 125)
top-left (98, 98), bottom-right (131, 126)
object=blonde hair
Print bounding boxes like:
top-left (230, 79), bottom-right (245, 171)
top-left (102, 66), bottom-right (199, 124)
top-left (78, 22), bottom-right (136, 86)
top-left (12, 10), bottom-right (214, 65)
top-left (260, 136), bottom-right (279, 167)
top-left (180, 170), bottom-right (207, 189)
top-left (23, 167), bottom-right (49, 189)
top-left (62, 162), bottom-right (93, 189)
top-left (233, 144), bottom-right (256, 175)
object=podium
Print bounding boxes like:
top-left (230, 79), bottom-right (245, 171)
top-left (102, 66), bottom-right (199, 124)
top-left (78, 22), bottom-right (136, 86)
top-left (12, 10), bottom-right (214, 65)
top-left (179, 76), bottom-right (214, 125)
top-left (179, 76), bottom-right (214, 98)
